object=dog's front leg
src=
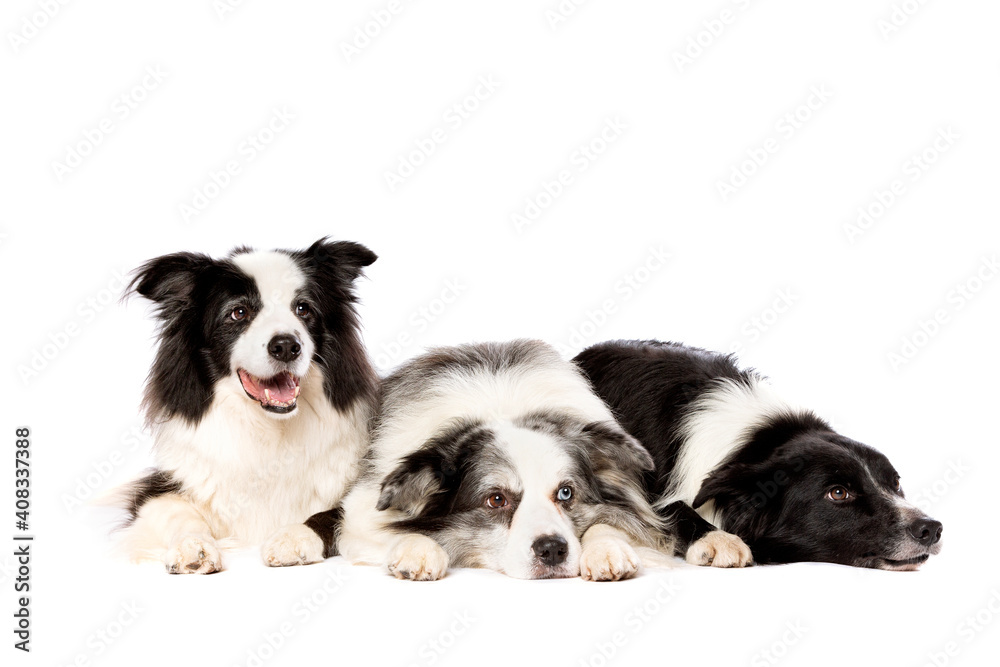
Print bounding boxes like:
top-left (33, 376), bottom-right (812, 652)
top-left (127, 494), bottom-right (221, 574)
top-left (659, 501), bottom-right (752, 567)
top-left (579, 524), bottom-right (641, 581)
top-left (261, 508), bottom-right (340, 567)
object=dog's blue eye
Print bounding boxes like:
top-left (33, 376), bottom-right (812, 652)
top-left (231, 307), bottom-right (248, 321)
top-left (557, 486), bottom-right (572, 502)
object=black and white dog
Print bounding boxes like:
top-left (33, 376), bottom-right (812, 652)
top-left (117, 239), bottom-right (379, 573)
top-left (574, 340), bottom-right (943, 570)
top-left (329, 340), bottom-right (685, 581)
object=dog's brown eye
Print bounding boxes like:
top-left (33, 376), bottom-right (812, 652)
top-left (826, 486), bottom-right (850, 502)
top-left (295, 303), bottom-right (310, 317)
top-left (485, 493), bottom-right (508, 509)
top-left (231, 307), bottom-right (248, 321)
top-left (895, 477), bottom-right (901, 492)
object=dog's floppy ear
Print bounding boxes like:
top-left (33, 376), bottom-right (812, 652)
top-left (693, 462), bottom-right (752, 511)
top-left (376, 422), bottom-right (481, 516)
top-left (376, 449), bottom-right (454, 516)
top-left (582, 420), bottom-right (655, 474)
top-left (306, 238), bottom-right (377, 284)
top-left (127, 252), bottom-right (212, 310)
top-left (693, 461), bottom-right (781, 543)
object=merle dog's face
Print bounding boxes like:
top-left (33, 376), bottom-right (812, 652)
top-left (376, 415), bottom-right (653, 579)
top-left (130, 239), bottom-right (376, 423)
top-left (695, 433), bottom-right (943, 570)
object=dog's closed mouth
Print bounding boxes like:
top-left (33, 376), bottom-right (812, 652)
top-left (879, 554), bottom-right (930, 570)
top-left (238, 369), bottom-right (300, 413)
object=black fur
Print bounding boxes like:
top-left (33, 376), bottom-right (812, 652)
top-left (128, 238), bottom-right (378, 424)
top-left (283, 239), bottom-right (379, 412)
top-left (124, 470), bottom-right (182, 520)
top-left (304, 507), bottom-right (345, 559)
top-left (125, 238), bottom-right (379, 515)
top-left (128, 253), bottom-right (261, 424)
top-left (575, 340), bottom-right (943, 568)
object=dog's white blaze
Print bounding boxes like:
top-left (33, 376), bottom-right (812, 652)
top-left (230, 251), bottom-right (314, 381)
top-left (660, 377), bottom-right (800, 523)
top-left (495, 422), bottom-right (580, 579)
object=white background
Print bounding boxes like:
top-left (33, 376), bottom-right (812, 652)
top-left (3, 1), bottom-right (998, 666)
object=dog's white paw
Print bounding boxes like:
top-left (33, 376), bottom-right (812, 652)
top-left (387, 534), bottom-right (449, 581)
top-left (580, 537), bottom-right (640, 581)
top-left (262, 524), bottom-right (325, 567)
top-left (686, 530), bottom-right (753, 568)
top-left (164, 535), bottom-right (221, 574)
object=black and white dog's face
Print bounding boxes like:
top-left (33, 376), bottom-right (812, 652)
top-left (377, 414), bottom-right (653, 579)
top-left (129, 238), bottom-right (376, 424)
top-left (696, 432), bottom-right (943, 570)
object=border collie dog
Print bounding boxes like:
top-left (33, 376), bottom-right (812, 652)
top-left (331, 340), bottom-right (676, 581)
top-left (118, 239), bottom-right (379, 574)
top-left (574, 340), bottom-right (943, 570)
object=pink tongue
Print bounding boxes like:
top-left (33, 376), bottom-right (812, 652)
top-left (261, 373), bottom-right (297, 402)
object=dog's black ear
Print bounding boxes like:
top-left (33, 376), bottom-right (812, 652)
top-left (693, 463), bottom-right (751, 510)
top-left (582, 420), bottom-right (655, 474)
top-left (127, 252), bottom-right (212, 309)
top-left (376, 454), bottom-right (449, 516)
top-left (693, 461), bottom-right (780, 543)
top-left (306, 238), bottom-right (377, 284)
top-left (376, 423), bottom-right (479, 515)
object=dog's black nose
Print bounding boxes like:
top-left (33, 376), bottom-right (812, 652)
top-left (531, 535), bottom-right (568, 567)
top-left (268, 335), bottom-right (301, 363)
top-left (908, 518), bottom-right (943, 546)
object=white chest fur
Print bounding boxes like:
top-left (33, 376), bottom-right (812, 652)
top-left (153, 371), bottom-right (369, 544)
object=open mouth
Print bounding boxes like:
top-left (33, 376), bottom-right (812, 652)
top-left (878, 554), bottom-right (930, 570)
top-left (237, 369), bottom-right (300, 414)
